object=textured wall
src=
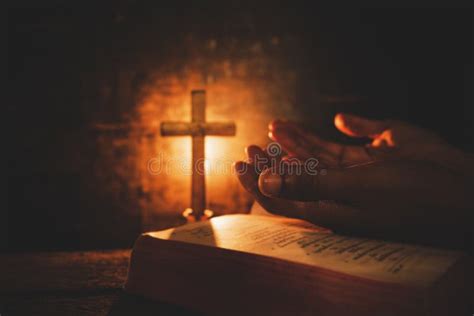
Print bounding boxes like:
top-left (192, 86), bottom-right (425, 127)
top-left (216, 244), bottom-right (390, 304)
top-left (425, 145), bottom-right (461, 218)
top-left (88, 34), bottom-right (312, 230)
top-left (8, 4), bottom-right (471, 250)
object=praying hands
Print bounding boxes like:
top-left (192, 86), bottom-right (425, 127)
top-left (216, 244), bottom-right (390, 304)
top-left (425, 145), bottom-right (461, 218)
top-left (235, 113), bottom-right (473, 250)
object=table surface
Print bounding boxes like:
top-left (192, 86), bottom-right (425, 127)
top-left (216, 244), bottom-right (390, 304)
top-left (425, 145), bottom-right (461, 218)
top-left (0, 250), bottom-right (200, 316)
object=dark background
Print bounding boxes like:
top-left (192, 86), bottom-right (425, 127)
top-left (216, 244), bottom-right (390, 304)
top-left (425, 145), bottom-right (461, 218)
top-left (6, 3), bottom-right (473, 252)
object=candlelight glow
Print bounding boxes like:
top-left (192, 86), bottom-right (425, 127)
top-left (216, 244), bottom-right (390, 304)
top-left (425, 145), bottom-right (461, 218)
top-left (132, 55), bottom-right (299, 223)
top-left (156, 137), bottom-right (234, 176)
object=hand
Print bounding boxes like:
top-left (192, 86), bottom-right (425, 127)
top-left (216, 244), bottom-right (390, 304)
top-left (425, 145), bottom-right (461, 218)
top-left (269, 113), bottom-right (472, 174)
top-left (235, 114), bottom-right (473, 249)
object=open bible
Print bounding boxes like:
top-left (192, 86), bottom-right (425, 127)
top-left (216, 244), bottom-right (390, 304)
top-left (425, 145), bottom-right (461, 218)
top-left (125, 214), bottom-right (470, 315)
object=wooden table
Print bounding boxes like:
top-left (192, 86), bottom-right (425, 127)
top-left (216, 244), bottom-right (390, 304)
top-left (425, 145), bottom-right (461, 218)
top-left (0, 250), bottom-right (200, 315)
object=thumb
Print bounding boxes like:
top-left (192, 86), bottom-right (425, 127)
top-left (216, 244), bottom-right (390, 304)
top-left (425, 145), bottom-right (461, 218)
top-left (257, 161), bottom-right (469, 209)
top-left (258, 166), bottom-right (336, 202)
top-left (334, 113), bottom-right (388, 138)
top-left (257, 164), bottom-right (392, 203)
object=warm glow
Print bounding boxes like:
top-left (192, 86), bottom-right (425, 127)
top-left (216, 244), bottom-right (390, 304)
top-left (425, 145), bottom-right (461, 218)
top-left (134, 61), bottom-right (297, 219)
top-left (161, 136), bottom-right (238, 183)
top-left (159, 137), bottom-right (236, 174)
top-left (205, 137), bottom-right (234, 175)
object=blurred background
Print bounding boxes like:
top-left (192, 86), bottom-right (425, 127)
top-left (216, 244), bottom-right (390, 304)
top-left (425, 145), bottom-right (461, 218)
top-left (6, 3), bottom-right (472, 251)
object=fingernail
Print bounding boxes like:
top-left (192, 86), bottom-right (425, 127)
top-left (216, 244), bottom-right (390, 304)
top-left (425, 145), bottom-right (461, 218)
top-left (258, 168), bottom-right (282, 197)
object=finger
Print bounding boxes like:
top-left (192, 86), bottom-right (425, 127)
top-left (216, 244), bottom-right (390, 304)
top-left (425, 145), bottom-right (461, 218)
top-left (287, 122), bottom-right (343, 157)
top-left (258, 160), bottom-right (470, 210)
top-left (334, 113), bottom-right (388, 138)
top-left (239, 160), bottom-right (472, 245)
top-left (281, 155), bottom-right (302, 164)
top-left (235, 161), bottom-right (287, 211)
top-left (270, 120), bottom-right (344, 165)
top-left (264, 142), bottom-right (284, 163)
top-left (271, 120), bottom-right (335, 153)
top-left (269, 126), bottom-right (313, 160)
top-left (245, 145), bottom-right (267, 162)
top-left (235, 160), bottom-right (307, 215)
top-left (273, 120), bottom-right (383, 167)
top-left (234, 161), bottom-right (259, 192)
top-left (234, 161), bottom-right (363, 231)
top-left (258, 166), bottom-right (332, 201)
top-left (245, 145), bottom-right (269, 172)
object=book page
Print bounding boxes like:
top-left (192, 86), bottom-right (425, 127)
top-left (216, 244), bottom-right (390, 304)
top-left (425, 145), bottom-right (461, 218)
top-left (149, 214), bottom-right (462, 287)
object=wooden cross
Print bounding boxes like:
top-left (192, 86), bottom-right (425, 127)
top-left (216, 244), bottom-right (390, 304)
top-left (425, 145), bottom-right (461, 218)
top-left (161, 90), bottom-right (236, 220)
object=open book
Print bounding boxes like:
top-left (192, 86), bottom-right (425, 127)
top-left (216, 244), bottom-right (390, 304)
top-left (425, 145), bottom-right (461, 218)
top-left (125, 214), bottom-right (470, 315)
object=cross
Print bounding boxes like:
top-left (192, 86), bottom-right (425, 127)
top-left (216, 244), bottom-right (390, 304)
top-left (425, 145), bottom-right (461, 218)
top-left (161, 90), bottom-right (236, 220)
